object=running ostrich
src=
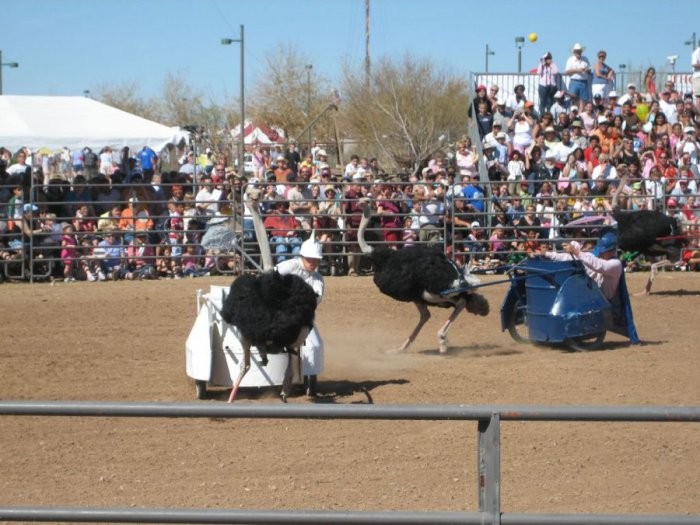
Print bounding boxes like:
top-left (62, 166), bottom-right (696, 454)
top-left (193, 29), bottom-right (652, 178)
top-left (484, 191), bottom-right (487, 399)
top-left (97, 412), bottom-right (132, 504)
top-left (611, 174), bottom-right (687, 295)
top-left (613, 208), bottom-right (685, 295)
top-left (356, 199), bottom-right (489, 353)
top-left (221, 188), bottom-right (318, 402)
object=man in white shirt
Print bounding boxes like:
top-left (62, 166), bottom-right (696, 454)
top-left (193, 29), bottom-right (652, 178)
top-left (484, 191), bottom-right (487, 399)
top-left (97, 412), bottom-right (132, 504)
top-left (691, 42), bottom-right (700, 111)
top-left (590, 153), bottom-right (618, 181)
top-left (194, 173), bottom-right (222, 218)
top-left (343, 155), bottom-right (360, 181)
top-left (274, 236), bottom-right (325, 396)
top-left (552, 129), bottom-right (578, 164)
top-left (617, 84), bottom-right (638, 107)
top-left (675, 127), bottom-right (700, 165)
top-left (564, 43), bottom-right (591, 112)
top-left (658, 90), bottom-right (678, 124)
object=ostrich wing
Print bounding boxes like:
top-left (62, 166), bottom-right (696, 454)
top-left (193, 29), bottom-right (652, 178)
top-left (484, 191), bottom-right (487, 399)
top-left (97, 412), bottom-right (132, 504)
top-left (372, 246), bottom-right (460, 302)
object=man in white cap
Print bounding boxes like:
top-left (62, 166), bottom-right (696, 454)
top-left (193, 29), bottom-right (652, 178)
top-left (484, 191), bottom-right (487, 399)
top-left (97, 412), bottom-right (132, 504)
top-left (275, 233), bottom-right (325, 396)
top-left (564, 43), bottom-right (591, 112)
top-left (617, 83), bottom-right (638, 107)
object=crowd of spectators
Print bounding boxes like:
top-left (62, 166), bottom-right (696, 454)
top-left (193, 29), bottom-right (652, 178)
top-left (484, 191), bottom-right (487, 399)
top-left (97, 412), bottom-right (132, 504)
top-left (2, 44), bottom-right (700, 283)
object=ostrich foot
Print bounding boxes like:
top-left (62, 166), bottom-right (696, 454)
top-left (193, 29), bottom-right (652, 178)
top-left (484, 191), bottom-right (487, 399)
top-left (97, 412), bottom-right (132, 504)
top-left (438, 338), bottom-right (448, 354)
top-left (280, 392), bottom-right (288, 403)
top-left (634, 290), bottom-right (650, 297)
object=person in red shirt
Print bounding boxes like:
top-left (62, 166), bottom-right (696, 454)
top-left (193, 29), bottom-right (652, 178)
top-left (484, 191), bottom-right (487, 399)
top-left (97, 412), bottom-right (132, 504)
top-left (263, 198), bottom-right (302, 264)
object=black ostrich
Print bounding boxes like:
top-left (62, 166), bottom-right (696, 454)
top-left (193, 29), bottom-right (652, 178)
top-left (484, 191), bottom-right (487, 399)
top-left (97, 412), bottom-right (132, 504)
top-left (357, 199), bottom-right (489, 353)
top-left (613, 208), bottom-right (685, 295)
top-left (220, 188), bottom-right (318, 402)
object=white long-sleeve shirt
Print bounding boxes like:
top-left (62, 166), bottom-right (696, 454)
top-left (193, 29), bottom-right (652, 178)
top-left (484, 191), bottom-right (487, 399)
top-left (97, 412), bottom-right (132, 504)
top-left (544, 241), bottom-right (622, 300)
top-left (275, 257), bottom-right (324, 304)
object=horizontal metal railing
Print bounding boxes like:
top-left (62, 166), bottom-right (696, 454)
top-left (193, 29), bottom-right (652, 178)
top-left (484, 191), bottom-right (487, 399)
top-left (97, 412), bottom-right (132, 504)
top-left (1, 401), bottom-right (699, 524)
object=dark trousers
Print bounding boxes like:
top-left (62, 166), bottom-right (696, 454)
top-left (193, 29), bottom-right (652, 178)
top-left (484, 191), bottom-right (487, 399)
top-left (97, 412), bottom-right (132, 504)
top-left (538, 85), bottom-right (557, 116)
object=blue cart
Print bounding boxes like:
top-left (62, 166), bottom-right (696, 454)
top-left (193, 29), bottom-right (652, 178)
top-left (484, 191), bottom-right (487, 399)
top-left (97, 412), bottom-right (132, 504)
top-left (500, 257), bottom-right (636, 351)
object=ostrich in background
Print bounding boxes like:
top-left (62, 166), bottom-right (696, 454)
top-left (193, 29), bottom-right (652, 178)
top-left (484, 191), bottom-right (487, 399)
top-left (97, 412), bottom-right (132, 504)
top-left (221, 187), bottom-right (318, 402)
top-left (357, 199), bottom-right (489, 353)
top-left (613, 208), bottom-right (685, 295)
top-left (611, 174), bottom-right (687, 295)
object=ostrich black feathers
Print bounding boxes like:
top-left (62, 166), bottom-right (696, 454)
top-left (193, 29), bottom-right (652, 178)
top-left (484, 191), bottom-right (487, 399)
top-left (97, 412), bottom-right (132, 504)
top-left (370, 244), bottom-right (463, 302)
top-left (221, 271), bottom-right (318, 349)
top-left (614, 209), bottom-right (683, 257)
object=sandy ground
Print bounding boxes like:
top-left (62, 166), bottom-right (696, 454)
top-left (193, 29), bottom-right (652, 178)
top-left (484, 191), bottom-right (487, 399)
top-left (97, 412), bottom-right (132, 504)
top-left (0, 270), bottom-right (699, 522)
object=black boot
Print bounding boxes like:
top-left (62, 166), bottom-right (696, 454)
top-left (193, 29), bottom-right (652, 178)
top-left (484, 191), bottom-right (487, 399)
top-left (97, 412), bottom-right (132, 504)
top-left (305, 375), bottom-right (317, 397)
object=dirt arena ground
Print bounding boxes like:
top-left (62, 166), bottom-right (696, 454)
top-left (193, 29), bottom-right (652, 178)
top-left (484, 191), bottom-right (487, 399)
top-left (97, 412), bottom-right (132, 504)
top-left (1, 270), bottom-right (699, 521)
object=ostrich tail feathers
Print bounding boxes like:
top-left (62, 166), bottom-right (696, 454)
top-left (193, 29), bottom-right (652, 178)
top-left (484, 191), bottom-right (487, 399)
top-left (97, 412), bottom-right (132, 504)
top-left (465, 293), bottom-right (490, 316)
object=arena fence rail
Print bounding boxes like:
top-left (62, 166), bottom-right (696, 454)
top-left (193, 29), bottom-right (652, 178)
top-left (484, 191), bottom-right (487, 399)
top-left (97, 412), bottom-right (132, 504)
top-left (1, 400), bottom-right (699, 525)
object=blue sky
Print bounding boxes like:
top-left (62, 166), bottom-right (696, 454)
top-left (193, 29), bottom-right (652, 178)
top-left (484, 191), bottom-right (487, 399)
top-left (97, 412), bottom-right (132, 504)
top-left (2, 0), bottom-right (698, 104)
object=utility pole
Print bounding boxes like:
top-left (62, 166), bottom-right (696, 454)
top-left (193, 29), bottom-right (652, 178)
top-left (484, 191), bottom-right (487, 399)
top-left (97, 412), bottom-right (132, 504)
top-left (485, 44), bottom-right (495, 73)
top-left (365, 0), bottom-right (371, 88)
top-left (305, 64), bottom-right (313, 152)
top-left (221, 24), bottom-right (245, 176)
top-left (0, 50), bottom-right (20, 96)
top-left (515, 36), bottom-right (525, 74)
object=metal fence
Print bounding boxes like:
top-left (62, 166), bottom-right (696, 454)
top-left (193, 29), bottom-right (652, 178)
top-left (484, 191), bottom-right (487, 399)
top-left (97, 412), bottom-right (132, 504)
top-left (470, 71), bottom-right (694, 110)
top-left (1, 172), bottom-right (696, 283)
top-left (0, 400), bottom-right (699, 524)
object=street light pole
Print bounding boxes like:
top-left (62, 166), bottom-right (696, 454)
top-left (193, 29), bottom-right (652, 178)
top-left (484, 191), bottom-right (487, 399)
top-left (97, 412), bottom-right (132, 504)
top-left (685, 32), bottom-right (697, 51)
top-left (305, 64), bottom-right (313, 153)
top-left (0, 50), bottom-right (20, 95)
top-left (485, 44), bottom-right (495, 73)
top-left (221, 24), bottom-right (245, 176)
top-left (515, 37), bottom-right (525, 74)
top-left (619, 64), bottom-right (627, 92)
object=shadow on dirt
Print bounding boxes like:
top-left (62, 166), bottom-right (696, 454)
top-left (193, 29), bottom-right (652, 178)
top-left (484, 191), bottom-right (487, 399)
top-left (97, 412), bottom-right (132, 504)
top-left (549, 339), bottom-right (659, 353)
top-left (648, 289), bottom-right (700, 297)
top-left (417, 344), bottom-right (524, 358)
top-left (312, 378), bottom-right (410, 404)
top-left (196, 378), bottom-right (409, 405)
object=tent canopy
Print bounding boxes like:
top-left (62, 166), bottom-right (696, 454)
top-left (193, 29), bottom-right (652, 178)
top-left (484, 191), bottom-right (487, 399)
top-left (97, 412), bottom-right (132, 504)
top-left (231, 120), bottom-right (286, 145)
top-left (0, 95), bottom-right (187, 152)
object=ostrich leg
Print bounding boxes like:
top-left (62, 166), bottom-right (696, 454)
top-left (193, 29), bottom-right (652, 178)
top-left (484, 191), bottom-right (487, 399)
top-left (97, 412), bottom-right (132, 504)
top-left (638, 258), bottom-right (677, 296)
top-left (437, 299), bottom-right (466, 354)
top-left (228, 342), bottom-right (252, 403)
top-left (393, 302), bottom-right (431, 353)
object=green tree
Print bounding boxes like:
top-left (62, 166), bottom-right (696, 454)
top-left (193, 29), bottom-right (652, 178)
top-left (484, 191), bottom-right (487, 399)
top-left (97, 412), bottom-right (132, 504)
top-left (340, 55), bottom-right (469, 175)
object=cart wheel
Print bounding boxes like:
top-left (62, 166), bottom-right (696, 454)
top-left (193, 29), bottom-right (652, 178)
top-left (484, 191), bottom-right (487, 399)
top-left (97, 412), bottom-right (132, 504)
top-left (195, 380), bottom-right (208, 400)
top-left (565, 331), bottom-right (606, 352)
top-left (507, 296), bottom-right (530, 344)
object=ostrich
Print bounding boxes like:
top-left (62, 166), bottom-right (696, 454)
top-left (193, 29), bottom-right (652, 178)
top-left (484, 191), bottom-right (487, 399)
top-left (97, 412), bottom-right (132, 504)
top-left (356, 199), bottom-right (489, 353)
top-left (220, 188), bottom-right (318, 402)
top-left (613, 208), bottom-right (685, 295)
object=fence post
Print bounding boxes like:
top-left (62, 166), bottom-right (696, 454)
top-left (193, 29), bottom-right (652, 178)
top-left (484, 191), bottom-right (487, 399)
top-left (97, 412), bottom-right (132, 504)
top-left (478, 412), bottom-right (501, 525)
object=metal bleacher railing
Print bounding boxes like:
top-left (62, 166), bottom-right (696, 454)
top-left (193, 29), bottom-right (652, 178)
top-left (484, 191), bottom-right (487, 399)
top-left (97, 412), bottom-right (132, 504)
top-left (0, 174), bottom-right (693, 282)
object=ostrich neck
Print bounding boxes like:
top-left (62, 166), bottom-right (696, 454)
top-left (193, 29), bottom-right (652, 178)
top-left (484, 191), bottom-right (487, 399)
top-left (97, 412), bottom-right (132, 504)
top-left (248, 197), bottom-right (274, 271)
top-left (357, 206), bottom-right (374, 255)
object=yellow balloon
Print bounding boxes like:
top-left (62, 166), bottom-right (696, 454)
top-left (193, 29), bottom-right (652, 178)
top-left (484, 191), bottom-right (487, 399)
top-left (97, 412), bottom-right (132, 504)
top-left (528, 32), bottom-right (538, 43)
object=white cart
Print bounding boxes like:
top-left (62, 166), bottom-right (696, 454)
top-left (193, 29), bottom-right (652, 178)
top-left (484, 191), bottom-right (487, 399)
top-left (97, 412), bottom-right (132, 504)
top-left (185, 285), bottom-right (302, 399)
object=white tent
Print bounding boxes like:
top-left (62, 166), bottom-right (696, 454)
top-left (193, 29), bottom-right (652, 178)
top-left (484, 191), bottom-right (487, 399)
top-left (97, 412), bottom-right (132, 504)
top-left (0, 95), bottom-right (187, 152)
